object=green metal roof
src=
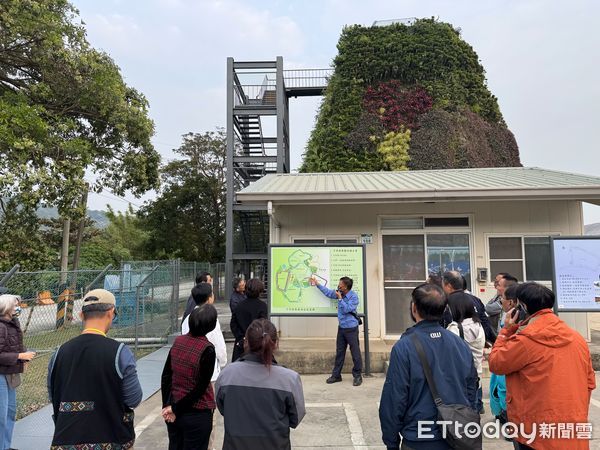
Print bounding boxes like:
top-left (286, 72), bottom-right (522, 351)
top-left (236, 167), bottom-right (600, 205)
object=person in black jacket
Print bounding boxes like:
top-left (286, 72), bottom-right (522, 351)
top-left (230, 278), bottom-right (267, 362)
top-left (162, 305), bottom-right (217, 450)
top-left (229, 277), bottom-right (246, 314)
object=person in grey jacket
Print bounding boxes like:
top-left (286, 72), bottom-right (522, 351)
top-left (215, 319), bottom-right (305, 450)
top-left (485, 273), bottom-right (518, 333)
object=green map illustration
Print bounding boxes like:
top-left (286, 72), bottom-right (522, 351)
top-left (274, 249), bottom-right (329, 303)
top-left (270, 246), bottom-right (364, 315)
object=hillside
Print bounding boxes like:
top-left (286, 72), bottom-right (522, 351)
top-left (37, 207), bottom-right (109, 228)
top-left (301, 19), bottom-right (521, 172)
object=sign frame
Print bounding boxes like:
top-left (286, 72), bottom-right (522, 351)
top-left (267, 243), bottom-right (371, 375)
top-left (551, 235), bottom-right (600, 313)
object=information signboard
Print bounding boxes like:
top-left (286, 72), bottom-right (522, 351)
top-left (551, 236), bottom-right (600, 312)
top-left (269, 244), bottom-right (366, 316)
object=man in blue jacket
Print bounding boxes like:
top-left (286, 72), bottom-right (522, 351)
top-left (379, 283), bottom-right (478, 450)
top-left (312, 276), bottom-right (363, 386)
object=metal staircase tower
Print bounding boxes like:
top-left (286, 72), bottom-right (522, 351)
top-left (225, 57), bottom-right (331, 299)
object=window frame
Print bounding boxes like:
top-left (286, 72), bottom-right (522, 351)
top-left (485, 233), bottom-right (560, 286)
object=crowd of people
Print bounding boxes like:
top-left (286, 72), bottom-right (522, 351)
top-left (0, 268), bottom-right (596, 449)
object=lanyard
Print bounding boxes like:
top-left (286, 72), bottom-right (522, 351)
top-left (83, 328), bottom-right (107, 337)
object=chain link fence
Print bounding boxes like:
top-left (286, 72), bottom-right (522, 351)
top-left (0, 259), bottom-right (219, 419)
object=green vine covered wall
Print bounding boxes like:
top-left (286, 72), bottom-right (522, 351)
top-left (300, 19), bottom-right (521, 172)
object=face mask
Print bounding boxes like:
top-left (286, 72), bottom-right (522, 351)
top-left (12, 305), bottom-right (21, 318)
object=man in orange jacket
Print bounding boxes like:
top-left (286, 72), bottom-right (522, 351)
top-left (489, 282), bottom-right (595, 450)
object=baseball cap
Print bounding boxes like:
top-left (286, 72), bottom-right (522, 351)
top-left (83, 289), bottom-right (116, 307)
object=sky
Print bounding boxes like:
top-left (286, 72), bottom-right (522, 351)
top-left (71, 0), bottom-right (600, 224)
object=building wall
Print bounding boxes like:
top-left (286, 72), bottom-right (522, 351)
top-left (270, 200), bottom-right (587, 339)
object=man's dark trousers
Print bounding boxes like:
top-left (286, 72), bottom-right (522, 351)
top-left (333, 326), bottom-right (362, 378)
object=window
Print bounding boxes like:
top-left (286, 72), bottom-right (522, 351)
top-left (424, 217), bottom-right (469, 227)
top-left (293, 239), bottom-right (325, 244)
top-left (488, 236), bottom-right (553, 282)
top-left (292, 237), bottom-right (358, 244)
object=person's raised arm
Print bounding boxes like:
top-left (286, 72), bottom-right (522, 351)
top-left (312, 276), bottom-right (338, 299)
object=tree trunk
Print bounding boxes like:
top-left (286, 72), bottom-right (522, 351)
top-left (72, 189), bottom-right (88, 273)
top-left (59, 218), bottom-right (71, 284)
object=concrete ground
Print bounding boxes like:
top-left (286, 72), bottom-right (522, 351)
top-left (134, 370), bottom-right (600, 450)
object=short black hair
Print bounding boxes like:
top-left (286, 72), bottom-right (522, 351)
top-left (232, 277), bottom-right (244, 290)
top-left (195, 271), bottom-right (211, 285)
top-left (339, 277), bottom-right (353, 290)
top-left (496, 272), bottom-right (510, 278)
top-left (246, 278), bottom-right (264, 299)
top-left (191, 282), bottom-right (213, 305)
top-left (448, 292), bottom-right (480, 324)
top-left (442, 271), bottom-right (463, 291)
top-left (504, 284), bottom-right (518, 301)
top-left (427, 273), bottom-right (443, 288)
top-left (502, 274), bottom-right (519, 283)
top-left (82, 303), bottom-right (114, 320)
top-left (412, 283), bottom-right (447, 321)
top-left (188, 304), bottom-right (217, 337)
top-left (516, 282), bottom-right (555, 314)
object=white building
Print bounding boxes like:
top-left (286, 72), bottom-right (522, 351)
top-left (237, 167), bottom-right (600, 341)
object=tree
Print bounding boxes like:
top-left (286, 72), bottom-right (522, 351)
top-left (0, 0), bottom-right (160, 217)
top-left (0, 200), bottom-right (54, 271)
top-left (139, 130), bottom-right (226, 263)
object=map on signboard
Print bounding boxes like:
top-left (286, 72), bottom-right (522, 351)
top-left (270, 246), bottom-right (364, 315)
top-left (274, 249), bottom-right (330, 304)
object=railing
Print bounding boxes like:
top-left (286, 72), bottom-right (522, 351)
top-left (283, 68), bottom-right (332, 89)
top-left (233, 69), bottom-right (332, 107)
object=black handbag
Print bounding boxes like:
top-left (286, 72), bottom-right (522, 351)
top-left (349, 311), bottom-right (363, 325)
top-left (410, 334), bottom-right (482, 450)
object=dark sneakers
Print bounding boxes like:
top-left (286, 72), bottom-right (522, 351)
top-left (353, 376), bottom-right (363, 386)
top-left (326, 375), bottom-right (342, 384)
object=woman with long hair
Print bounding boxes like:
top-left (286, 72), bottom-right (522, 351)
top-left (446, 294), bottom-right (485, 374)
top-left (216, 319), bottom-right (305, 450)
top-left (0, 294), bottom-right (35, 450)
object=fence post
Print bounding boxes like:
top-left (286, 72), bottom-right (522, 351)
top-left (0, 264), bottom-right (20, 291)
top-left (134, 266), bottom-right (159, 355)
top-left (84, 265), bottom-right (113, 294)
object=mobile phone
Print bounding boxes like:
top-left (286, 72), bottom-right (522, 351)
top-left (510, 305), bottom-right (522, 321)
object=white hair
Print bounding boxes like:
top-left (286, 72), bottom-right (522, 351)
top-left (0, 295), bottom-right (19, 316)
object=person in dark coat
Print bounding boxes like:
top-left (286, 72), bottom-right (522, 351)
top-left (230, 278), bottom-right (267, 362)
top-left (0, 294), bottom-right (35, 450)
top-left (379, 283), bottom-right (478, 450)
top-left (162, 304), bottom-right (217, 450)
top-left (229, 277), bottom-right (246, 314)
